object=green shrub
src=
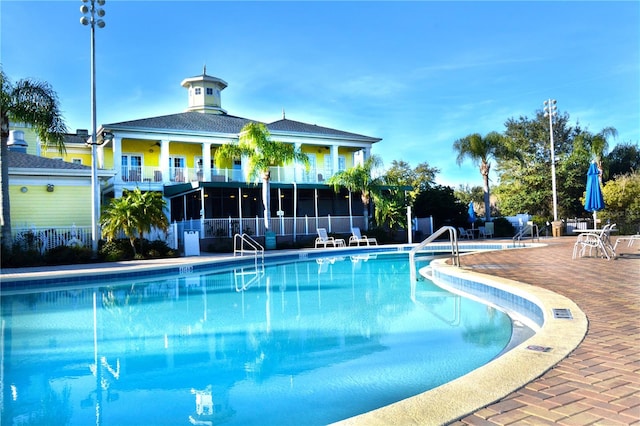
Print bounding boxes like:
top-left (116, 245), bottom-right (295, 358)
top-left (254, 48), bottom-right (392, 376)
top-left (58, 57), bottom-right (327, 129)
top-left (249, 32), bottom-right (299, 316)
top-left (99, 239), bottom-right (134, 261)
top-left (491, 217), bottom-right (515, 237)
top-left (44, 245), bottom-right (93, 265)
top-left (1, 244), bottom-right (43, 268)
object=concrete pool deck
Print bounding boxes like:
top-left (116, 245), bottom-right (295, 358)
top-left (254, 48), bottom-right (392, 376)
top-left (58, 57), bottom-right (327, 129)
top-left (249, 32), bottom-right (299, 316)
top-left (2, 236), bottom-right (639, 424)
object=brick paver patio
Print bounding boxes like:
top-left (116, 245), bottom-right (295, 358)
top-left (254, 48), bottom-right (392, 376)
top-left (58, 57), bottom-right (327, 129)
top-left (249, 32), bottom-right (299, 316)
top-left (453, 236), bottom-right (639, 426)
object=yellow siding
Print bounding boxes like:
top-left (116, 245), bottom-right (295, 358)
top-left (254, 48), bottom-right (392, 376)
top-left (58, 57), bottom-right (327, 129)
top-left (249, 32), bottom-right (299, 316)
top-left (103, 148), bottom-right (114, 169)
top-left (173, 143), bottom-right (203, 167)
top-left (10, 184), bottom-right (92, 227)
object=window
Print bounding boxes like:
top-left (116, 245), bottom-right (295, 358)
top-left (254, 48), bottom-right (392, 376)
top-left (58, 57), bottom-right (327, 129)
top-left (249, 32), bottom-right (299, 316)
top-left (72, 158), bottom-right (82, 165)
top-left (195, 88), bottom-right (201, 95)
top-left (170, 157), bottom-right (186, 182)
top-left (122, 155), bottom-right (142, 182)
top-left (338, 156), bottom-right (346, 172)
top-left (206, 88), bottom-right (213, 95)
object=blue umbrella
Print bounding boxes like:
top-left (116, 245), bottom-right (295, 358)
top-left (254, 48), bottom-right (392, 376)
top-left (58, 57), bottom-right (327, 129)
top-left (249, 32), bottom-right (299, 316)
top-left (468, 201), bottom-right (477, 229)
top-left (584, 162), bottom-right (604, 229)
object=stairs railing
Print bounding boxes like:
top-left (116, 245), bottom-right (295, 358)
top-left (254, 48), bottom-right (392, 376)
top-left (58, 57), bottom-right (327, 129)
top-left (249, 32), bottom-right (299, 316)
top-left (233, 233), bottom-right (265, 291)
top-left (512, 223), bottom-right (539, 247)
top-left (409, 226), bottom-right (459, 283)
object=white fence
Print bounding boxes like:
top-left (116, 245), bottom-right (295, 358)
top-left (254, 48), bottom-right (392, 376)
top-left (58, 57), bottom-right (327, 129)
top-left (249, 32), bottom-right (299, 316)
top-left (11, 214), bottom-right (436, 254)
top-left (177, 215), bottom-right (366, 239)
top-left (11, 225), bottom-right (92, 254)
top-left (11, 223), bottom-right (178, 253)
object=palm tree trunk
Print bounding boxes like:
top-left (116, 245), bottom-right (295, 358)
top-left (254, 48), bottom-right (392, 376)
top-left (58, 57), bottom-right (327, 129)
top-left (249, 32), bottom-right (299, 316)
top-left (1, 118), bottom-right (12, 247)
top-left (262, 171), bottom-right (271, 232)
top-left (481, 162), bottom-right (491, 222)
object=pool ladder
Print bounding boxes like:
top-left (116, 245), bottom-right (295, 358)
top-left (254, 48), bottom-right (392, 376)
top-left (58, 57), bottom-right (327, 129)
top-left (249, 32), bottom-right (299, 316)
top-left (233, 233), bottom-right (265, 291)
top-left (409, 226), bottom-right (460, 282)
top-left (512, 223), bottom-right (540, 247)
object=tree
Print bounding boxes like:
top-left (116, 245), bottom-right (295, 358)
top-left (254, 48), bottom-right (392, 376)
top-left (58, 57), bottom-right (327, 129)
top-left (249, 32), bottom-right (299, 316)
top-left (496, 111), bottom-right (585, 218)
top-left (100, 188), bottom-right (169, 256)
top-left (327, 155), bottom-right (384, 230)
top-left (574, 127), bottom-right (618, 183)
top-left (413, 184), bottom-right (468, 229)
top-left (376, 160), bottom-right (440, 230)
top-left (453, 131), bottom-right (516, 221)
top-left (601, 170), bottom-right (640, 233)
top-left (1, 68), bottom-right (68, 246)
top-left (607, 142), bottom-right (640, 179)
top-left (385, 160), bottom-right (439, 204)
top-left (214, 122), bottom-right (308, 232)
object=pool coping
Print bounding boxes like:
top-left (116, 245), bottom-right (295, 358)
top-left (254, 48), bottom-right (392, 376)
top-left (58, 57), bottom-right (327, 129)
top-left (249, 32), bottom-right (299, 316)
top-left (333, 251), bottom-right (588, 426)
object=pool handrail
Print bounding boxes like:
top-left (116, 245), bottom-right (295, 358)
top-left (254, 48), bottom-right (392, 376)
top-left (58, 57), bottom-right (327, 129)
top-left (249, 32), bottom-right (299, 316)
top-left (233, 233), bottom-right (265, 268)
top-left (512, 223), bottom-right (540, 247)
top-left (409, 226), bottom-right (460, 282)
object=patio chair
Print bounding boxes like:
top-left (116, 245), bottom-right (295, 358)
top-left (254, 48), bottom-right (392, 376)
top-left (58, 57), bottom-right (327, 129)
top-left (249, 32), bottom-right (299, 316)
top-left (478, 226), bottom-right (486, 238)
top-left (458, 227), bottom-right (474, 240)
top-left (349, 227), bottom-right (378, 246)
top-left (572, 223), bottom-right (616, 260)
top-left (484, 222), bottom-right (494, 238)
top-left (315, 228), bottom-right (345, 248)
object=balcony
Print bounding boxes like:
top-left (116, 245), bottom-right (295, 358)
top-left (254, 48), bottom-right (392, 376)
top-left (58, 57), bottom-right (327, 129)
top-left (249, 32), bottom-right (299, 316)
top-left (114, 165), bottom-right (336, 185)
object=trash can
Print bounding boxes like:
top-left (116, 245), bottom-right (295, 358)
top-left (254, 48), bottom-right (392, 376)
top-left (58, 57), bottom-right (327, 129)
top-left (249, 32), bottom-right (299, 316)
top-left (552, 221), bottom-right (563, 237)
top-left (265, 231), bottom-right (277, 250)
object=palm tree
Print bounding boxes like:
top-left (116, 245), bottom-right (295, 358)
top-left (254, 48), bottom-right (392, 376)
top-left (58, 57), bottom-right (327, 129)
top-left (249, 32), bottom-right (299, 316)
top-left (100, 188), bottom-right (168, 256)
top-left (327, 155), bottom-right (384, 230)
top-left (589, 127), bottom-right (618, 183)
top-left (1, 69), bottom-right (68, 246)
top-left (215, 122), bottom-right (309, 233)
top-left (453, 132), bottom-right (515, 222)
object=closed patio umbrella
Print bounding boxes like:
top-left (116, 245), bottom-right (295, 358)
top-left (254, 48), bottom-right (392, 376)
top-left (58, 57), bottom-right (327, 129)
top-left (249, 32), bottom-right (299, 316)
top-left (468, 201), bottom-right (477, 229)
top-left (584, 162), bottom-right (604, 229)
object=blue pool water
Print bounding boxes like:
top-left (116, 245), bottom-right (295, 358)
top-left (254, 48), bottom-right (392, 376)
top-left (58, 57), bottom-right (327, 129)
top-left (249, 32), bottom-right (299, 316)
top-left (2, 253), bottom-right (513, 425)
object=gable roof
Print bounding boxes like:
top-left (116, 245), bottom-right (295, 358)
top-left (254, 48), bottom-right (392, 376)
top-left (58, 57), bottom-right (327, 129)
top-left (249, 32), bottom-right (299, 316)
top-left (267, 118), bottom-right (381, 142)
top-left (104, 113), bottom-right (380, 142)
top-left (105, 112), bottom-right (254, 135)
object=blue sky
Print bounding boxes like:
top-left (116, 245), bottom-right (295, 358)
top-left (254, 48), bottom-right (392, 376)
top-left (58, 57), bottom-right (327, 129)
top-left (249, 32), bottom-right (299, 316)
top-left (2, 1), bottom-right (638, 187)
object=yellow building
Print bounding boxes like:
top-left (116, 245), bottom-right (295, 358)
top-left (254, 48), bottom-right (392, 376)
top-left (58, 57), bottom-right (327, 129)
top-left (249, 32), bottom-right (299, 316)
top-left (18, 69), bottom-right (382, 245)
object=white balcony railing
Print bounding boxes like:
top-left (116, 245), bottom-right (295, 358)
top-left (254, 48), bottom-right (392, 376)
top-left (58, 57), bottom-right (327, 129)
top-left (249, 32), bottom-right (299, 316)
top-left (114, 165), bottom-right (335, 185)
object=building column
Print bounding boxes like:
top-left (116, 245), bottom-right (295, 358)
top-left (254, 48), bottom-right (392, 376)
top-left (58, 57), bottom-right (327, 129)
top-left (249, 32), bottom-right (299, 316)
top-left (331, 146), bottom-right (339, 178)
top-left (202, 142), bottom-right (212, 182)
top-left (160, 140), bottom-right (170, 183)
top-left (112, 136), bottom-right (122, 183)
top-left (294, 143), bottom-right (302, 182)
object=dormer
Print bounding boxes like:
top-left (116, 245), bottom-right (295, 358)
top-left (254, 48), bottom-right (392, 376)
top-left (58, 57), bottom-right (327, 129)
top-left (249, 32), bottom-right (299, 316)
top-left (180, 66), bottom-right (228, 114)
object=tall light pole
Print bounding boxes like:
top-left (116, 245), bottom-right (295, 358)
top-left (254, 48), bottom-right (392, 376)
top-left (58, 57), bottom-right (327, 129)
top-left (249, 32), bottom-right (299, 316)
top-left (543, 99), bottom-right (558, 222)
top-left (80, 0), bottom-right (106, 255)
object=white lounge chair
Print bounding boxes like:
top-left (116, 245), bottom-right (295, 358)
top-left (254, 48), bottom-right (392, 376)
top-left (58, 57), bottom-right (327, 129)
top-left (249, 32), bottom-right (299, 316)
top-left (613, 233), bottom-right (640, 252)
top-left (315, 228), bottom-right (345, 248)
top-left (349, 227), bottom-right (378, 246)
top-left (458, 227), bottom-right (474, 240)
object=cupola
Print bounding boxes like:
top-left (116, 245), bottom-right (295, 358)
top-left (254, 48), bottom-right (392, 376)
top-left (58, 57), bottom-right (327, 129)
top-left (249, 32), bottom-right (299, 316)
top-left (181, 65), bottom-right (228, 114)
top-left (7, 130), bottom-right (28, 153)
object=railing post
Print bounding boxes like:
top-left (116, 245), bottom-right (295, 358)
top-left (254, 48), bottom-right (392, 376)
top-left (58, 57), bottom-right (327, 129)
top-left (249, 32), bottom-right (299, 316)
top-left (328, 214), bottom-right (332, 233)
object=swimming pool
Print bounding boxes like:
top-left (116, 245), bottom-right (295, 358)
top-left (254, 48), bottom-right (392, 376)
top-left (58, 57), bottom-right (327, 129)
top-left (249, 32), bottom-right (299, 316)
top-left (2, 252), bottom-right (520, 425)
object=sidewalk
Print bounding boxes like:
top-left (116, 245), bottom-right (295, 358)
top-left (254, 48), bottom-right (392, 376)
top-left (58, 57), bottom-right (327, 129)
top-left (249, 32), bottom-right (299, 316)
top-left (453, 236), bottom-right (639, 425)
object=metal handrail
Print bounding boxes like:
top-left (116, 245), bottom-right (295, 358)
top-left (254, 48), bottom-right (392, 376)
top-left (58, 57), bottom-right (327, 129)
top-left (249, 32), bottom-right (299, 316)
top-left (512, 224), bottom-right (539, 246)
top-left (233, 233), bottom-right (264, 262)
top-left (409, 226), bottom-right (460, 282)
